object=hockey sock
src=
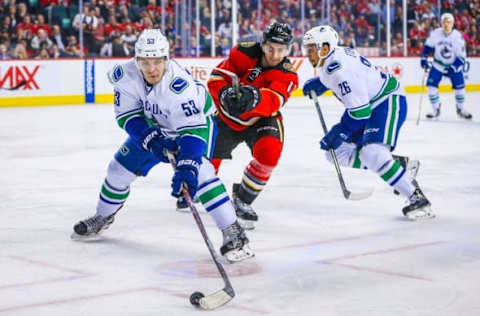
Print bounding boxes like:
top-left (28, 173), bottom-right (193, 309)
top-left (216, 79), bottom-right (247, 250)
top-left (237, 136), bottom-right (282, 204)
top-left (239, 159), bottom-right (274, 204)
top-left (359, 143), bottom-right (415, 197)
top-left (454, 88), bottom-right (466, 110)
top-left (97, 159), bottom-right (135, 217)
top-left (197, 177), bottom-right (236, 230)
top-left (427, 86), bottom-right (440, 110)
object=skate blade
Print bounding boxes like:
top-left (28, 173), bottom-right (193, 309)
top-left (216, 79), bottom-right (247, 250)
top-left (224, 245), bottom-right (255, 263)
top-left (406, 205), bottom-right (435, 221)
top-left (237, 218), bottom-right (256, 230)
top-left (70, 232), bottom-right (104, 241)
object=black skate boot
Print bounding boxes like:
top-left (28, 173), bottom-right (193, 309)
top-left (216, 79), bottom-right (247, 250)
top-left (393, 155), bottom-right (420, 195)
top-left (71, 212), bottom-right (118, 240)
top-left (176, 195), bottom-right (189, 212)
top-left (402, 187), bottom-right (435, 221)
top-left (220, 220), bottom-right (254, 263)
top-left (426, 104), bottom-right (441, 119)
top-left (176, 195), bottom-right (201, 212)
top-left (456, 107), bottom-right (472, 120)
top-left (232, 183), bottom-right (258, 230)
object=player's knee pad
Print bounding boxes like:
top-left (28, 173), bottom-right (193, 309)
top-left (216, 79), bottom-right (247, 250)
top-left (252, 136), bottom-right (282, 167)
top-left (358, 143), bottom-right (393, 172)
top-left (197, 157), bottom-right (217, 185)
top-left (106, 159), bottom-right (137, 188)
top-left (325, 142), bottom-right (357, 167)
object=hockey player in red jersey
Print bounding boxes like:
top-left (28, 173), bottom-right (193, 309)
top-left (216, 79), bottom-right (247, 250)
top-left (184, 22), bottom-right (299, 229)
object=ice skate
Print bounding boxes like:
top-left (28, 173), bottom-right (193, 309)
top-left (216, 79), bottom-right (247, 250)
top-left (176, 195), bottom-right (202, 212)
top-left (176, 195), bottom-right (190, 212)
top-left (232, 183), bottom-right (258, 230)
top-left (426, 105), bottom-right (441, 119)
top-left (220, 220), bottom-right (254, 263)
top-left (393, 155), bottom-right (420, 195)
top-left (456, 107), bottom-right (472, 120)
top-left (402, 187), bottom-right (435, 221)
top-left (71, 212), bottom-right (117, 240)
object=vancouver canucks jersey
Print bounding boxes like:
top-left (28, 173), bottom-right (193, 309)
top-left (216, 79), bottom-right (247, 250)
top-left (107, 59), bottom-right (215, 149)
top-left (317, 46), bottom-right (401, 121)
top-left (425, 28), bottom-right (466, 72)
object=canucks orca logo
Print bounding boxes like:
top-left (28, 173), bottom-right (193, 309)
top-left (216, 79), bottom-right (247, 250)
top-left (111, 65), bottom-right (124, 82)
top-left (440, 46), bottom-right (452, 59)
top-left (170, 77), bottom-right (189, 94)
top-left (326, 61), bottom-right (341, 74)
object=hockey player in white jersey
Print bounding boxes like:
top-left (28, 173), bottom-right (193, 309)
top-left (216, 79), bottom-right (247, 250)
top-left (302, 25), bottom-right (434, 220)
top-left (421, 12), bottom-right (472, 119)
top-left (71, 29), bottom-right (253, 262)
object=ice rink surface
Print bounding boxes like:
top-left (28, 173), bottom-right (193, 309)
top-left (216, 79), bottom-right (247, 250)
top-left (1, 92), bottom-right (479, 316)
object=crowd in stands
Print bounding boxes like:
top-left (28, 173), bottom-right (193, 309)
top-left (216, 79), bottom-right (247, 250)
top-left (0, 0), bottom-right (478, 60)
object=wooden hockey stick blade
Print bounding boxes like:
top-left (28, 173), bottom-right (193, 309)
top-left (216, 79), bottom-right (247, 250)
top-left (345, 187), bottom-right (374, 200)
top-left (199, 288), bottom-right (234, 310)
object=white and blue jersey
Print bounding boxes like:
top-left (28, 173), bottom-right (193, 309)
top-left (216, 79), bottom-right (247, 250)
top-left (424, 28), bottom-right (466, 72)
top-left (108, 59), bottom-right (216, 159)
top-left (423, 28), bottom-right (467, 89)
top-left (316, 46), bottom-right (406, 151)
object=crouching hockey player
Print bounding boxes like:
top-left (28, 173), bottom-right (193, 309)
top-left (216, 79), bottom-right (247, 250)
top-left (421, 13), bottom-right (472, 120)
top-left (302, 25), bottom-right (434, 220)
top-left (178, 22), bottom-right (298, 230)
top-left (71, 29), bottom-right (254, 262)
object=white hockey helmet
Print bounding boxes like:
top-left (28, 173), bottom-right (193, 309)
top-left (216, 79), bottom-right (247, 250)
top-left (440, 12), bottom-right (454, 23)
top-left (302, 25), bottom-right (339, 58)
top-left (135, 29), bottom-right (169, 59)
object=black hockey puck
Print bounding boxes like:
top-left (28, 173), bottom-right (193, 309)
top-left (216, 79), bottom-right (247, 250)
top-left (190, 291), bottom-right (204, 307)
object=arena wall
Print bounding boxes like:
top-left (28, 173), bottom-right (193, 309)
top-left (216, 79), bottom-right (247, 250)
top-left (0, 57), bottom-right (478, 107)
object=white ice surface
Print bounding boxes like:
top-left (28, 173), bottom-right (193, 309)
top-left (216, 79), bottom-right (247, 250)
top-left (1, 93), bottom-right (479, 316)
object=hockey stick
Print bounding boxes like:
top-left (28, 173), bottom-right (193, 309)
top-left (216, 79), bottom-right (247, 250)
top-left (415, 68), bottom-right (429, 126)
top-left (198, 66), bottom-right (240, 98)
top-left (0, 80), bottom-right (26, 91)
top-left (166, 152), bottom-right (235, 310)
top-left (310, 91), bottom-right (373, 200)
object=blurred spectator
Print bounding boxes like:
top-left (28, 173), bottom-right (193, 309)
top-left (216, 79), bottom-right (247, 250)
top-left (65, 35), bottom-right (87, 57)
top-left (120, 24), bottom-right (137, 52)
top-left (73, 5), bottom-right (98, 53)
top-left (100, 34), bottom-right (129, 57)
top-left (12, 42), bottom-right (28, 59)
top-left (31, 29), bottom-right (53, 51)
top-left (51, 25), bottom-right (66, 52)
top-left (0, 43), bottom-right (11, 59)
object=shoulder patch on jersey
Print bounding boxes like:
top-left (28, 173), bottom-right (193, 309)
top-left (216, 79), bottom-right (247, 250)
top-left (169, 77), bottom-right (189, 94)
top-left (237, 42), bottom-right (262, 58)
top-left (326, 61), bottom-right (342, 74)
top-left (282, 62), bottom-right (296, 72)
top-left (110, 65), bottom-right (124, 83)
top-left (239, 41), bottom-right (256, 48)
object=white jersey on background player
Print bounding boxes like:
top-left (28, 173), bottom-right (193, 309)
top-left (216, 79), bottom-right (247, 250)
top-left (302, 25), bottom-right (434, 220)
top-left (421, 12), bottom-right (471, 119)
top-left (71, 29), bottom-right (253, 263)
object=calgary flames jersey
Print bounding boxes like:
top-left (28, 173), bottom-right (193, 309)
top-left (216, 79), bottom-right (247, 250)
top-left (208, 42), bottom-right (299, 131)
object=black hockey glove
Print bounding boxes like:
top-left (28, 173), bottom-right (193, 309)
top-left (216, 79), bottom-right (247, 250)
top-left (219, 85), bottom-right (261, 117)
